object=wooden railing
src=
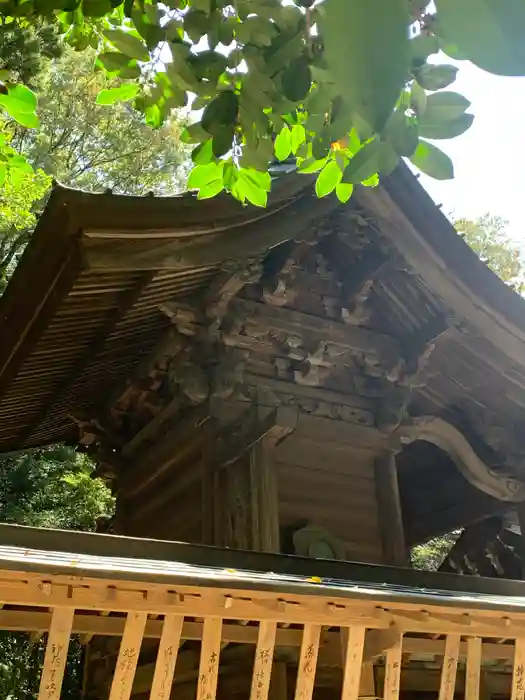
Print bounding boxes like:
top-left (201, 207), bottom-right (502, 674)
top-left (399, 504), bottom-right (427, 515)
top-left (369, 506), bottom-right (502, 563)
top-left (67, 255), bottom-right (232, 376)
top-left (1, 527), bottom-right (525, 699)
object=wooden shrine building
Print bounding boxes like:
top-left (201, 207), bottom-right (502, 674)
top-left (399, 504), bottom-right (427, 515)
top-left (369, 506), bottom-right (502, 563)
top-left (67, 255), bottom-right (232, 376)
top-left (2, 164), bottom-right (525, 698)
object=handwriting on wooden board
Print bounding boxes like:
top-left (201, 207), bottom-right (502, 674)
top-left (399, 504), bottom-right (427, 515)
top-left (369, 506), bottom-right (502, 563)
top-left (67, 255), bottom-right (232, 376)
top-left (438, 635), bottom-right (460, 700)
top-left (512, 639), bottom-right (525, 700)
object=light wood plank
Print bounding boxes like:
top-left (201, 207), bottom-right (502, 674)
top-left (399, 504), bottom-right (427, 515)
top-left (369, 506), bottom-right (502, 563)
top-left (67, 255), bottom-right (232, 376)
top-left (341, 626), bottom-right (366, 700)
top-left (295, 624), bottom-right (321, 700)
top-left (38, 607), bottom-right (74, 700)
top-left (512, 638), bottom-right (525, 700)
top-left (149, 614), bottom-right (184, 700)
top-left (465, 637), bottom-right (482, 700)
top-left (250, 621), bottom-right (277, 700)
top-left (196, 617), bottom-right (223, 700)
top-left (438, 634), bottom-right (461, 700)
top-left (109, 612), bottom-right (147, 700)
top-left (383, 633), bottom-right (403, 700)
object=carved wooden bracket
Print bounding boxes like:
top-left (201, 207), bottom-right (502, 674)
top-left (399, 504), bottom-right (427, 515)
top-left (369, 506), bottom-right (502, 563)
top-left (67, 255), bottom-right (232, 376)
top-left (394, 416), bottom-right (525, 502)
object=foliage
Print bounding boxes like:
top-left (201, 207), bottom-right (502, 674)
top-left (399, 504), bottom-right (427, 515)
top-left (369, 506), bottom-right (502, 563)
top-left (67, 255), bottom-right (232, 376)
top-left (411, 532), bottom-right (459, 571)
top-left (1, 0), bottom-right (523, 205)
top-left (10, 48), bottom-right (188, 194)
top-left (0, 444), bottom-right (114, 530)
top-left (0, 445), bottom-right (113, 699)
top-left (456, 214), bottom-right (525, 294)
top-left (0, 47), bottom-right (187, 291)
top-left (0, 19), bottom-right (62, 86)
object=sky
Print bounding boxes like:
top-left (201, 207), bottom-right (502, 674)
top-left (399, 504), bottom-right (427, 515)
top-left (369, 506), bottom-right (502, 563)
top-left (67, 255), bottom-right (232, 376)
top-left (418, 59), bottom-right (525, 245)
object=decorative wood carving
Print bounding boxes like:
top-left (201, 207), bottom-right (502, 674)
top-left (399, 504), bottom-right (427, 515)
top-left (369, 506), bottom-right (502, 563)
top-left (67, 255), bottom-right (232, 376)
top-left (395, 416), bottom-right (525, 502)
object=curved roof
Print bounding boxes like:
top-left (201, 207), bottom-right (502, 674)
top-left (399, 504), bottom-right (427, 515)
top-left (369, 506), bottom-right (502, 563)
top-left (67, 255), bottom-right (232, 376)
top-left (0, 164), bottom-right (524, 477)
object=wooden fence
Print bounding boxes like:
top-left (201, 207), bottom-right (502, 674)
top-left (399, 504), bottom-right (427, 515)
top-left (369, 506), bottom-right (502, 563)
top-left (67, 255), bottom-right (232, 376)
top-left (1, 545), bottom-right (525, 700)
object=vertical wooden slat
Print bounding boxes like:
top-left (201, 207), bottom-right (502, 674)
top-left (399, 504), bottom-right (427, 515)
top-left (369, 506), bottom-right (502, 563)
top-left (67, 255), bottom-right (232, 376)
top-left (383, 633), bottom-right (403, 700)
top-left (295, 624), bottom-right (321, 700)
top-left (196, 617), bottom-right (223, 700)
top-left (250, 621), bottom-right (278, 700)
top-left (341, 626), bottom-right (366, 700)
top-left (149, 614), bottom-right (184, 700)
top-left (38, 606), bottom-right (74, 700)
top-left (465, 637), bottom-right (482, 700)
top-left (109, 612), bottom-right (147, 700)
top-left (438, 634), bottom-right (461, 700)
top-left (512, 637), bottom-right (525, 700)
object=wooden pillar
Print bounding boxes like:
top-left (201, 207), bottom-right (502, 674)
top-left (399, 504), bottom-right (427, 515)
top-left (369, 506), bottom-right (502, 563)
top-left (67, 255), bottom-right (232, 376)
top-left (374, 451), bottom-right (408, 567)
top-left (250, 436), bottom-right (280, 553)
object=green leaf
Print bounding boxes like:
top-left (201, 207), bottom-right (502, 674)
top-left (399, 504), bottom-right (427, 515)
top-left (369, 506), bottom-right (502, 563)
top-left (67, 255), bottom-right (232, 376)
top-left (82, 0), bottom-right (111, 17)
top-left (96, 84), bottom-right (140, 105)
top-left (410, 139), bottom-right (454, 180)
top-left (184, 9), bottom-right (210, 42)
top-left (315, 160), bottom-right (342, 197)
top-left (410, 33), bottom-right (439, 65)
top-left (212, 126), bottom-right (234, 157)
top-left (410, 82), bottom-right (427, 118)
top-left (0, 162), bottom-right (6, 186)
top-left (104, 29), bottom-right (150, 61)
top-left (238, 172), bottom-right (268, 207)
top-left (182, 122), bottom-right (212, 144)
top-left (242, 168), bottom-right (271, 192)
top-left (335, 182), bottom-right (354, 203)
top-left (377, 144), bottom-right (399, 175)
top-left (274, 127), bottom-right (292, 161)
top-left (290, 124), bottom-right (306, 155)
top-left (188, 162), bottom-right (223, 190)
top-left (281, 56), bottom-right (311, 103)
top-left (201, 91), bottom-right (238, 137)
top-left (415, 64), bottom-right (458, 91)
top-left (297, 156), bottom-right (328, 174)
top-left (342, 140), bottom-right (383, 184)
top-left (422, 92), bottom-right (471, 123)
top-left (436, 0), bottom-right (525, 76)
top-left (418, 112), bottom-right (474, 139)
top-left (192, 140), bottom-right (214, 165)
top-left (0, 84), bottom-right (37, 115)
top-left (385, 109), bottom-right (418, 157)
top-left (197, 179), bottom-right (224, 199)
top-left (5, 109), bottom-right (39, 128)
top-left (98, 51), bottom-right (135, 72)
top-left (321, 0), bottom-right (409, 132)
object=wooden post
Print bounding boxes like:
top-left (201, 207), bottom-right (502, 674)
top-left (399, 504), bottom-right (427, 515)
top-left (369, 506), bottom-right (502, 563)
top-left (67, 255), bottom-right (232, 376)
top-left (374, 451), bottom-right (408, 567)
top-left (438, 635), bottom-right (460, 700)
top-left (149, 614), bottom-right (184, 700)
top-left (250, 436), bottom-right (280, 552)
top-left (250, 621), bottom-right (277, 700)
top-left (38, 607), bottom-right (74, 700)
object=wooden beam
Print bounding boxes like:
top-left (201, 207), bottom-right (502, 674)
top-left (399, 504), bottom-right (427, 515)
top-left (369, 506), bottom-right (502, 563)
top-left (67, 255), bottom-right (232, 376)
top-left (250, 437), bottom-right (281, 552)
top-left (374, 452), bottom-right (408, 567)
top-left (229, 299), bottom-right (400, 368)
top-left (84, 187), bottom-right (339, 271)
top-left (121, 402), bottom-right (211, 498)
top-left (38, 607), bottom-right (74, 700)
